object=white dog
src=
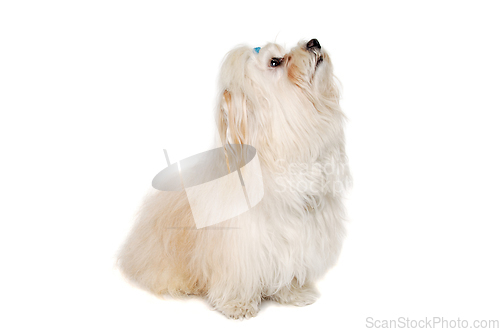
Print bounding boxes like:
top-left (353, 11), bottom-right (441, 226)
top-left (118, 39), bottom-right (351, 319)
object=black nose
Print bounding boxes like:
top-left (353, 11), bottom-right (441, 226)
top-left (306, 39), bottom-right (321, 50)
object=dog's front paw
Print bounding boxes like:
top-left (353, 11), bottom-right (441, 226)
top-left (216, 299), bottom-right (260, 320)
top-left (269, 283), bottom-right (319, 307)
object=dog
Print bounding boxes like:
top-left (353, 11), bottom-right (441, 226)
top-left (118, 39), bottom-right (351, 319)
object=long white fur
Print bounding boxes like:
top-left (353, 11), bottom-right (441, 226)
top-left (118, 40), bottom-right (351, 319)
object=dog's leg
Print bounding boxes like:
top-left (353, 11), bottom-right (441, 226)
top-left (267, 279), bottom-right (319, 307)
top-left (202, 232), bottom-right (263, 319)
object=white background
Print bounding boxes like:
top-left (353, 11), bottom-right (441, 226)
top-left (1, 1), bottom-right (499, 331)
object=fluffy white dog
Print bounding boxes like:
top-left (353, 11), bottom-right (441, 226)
top-left (118, 39), bottom-right (351, 319)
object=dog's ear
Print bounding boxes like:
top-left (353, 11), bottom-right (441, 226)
top-left (217, 89), bottom-right (247, 146)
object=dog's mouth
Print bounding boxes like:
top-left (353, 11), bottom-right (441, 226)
top-left (315, 54), bottom-right (324, 68)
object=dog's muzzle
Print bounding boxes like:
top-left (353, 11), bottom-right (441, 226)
top-left (306, 39), bottom-right (323, 67)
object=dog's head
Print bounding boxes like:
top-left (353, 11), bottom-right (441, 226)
top-left (217, 39), bottom-right (345, 166)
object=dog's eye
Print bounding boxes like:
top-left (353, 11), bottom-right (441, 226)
top-left (270, 57), bottom-right (283, 67)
